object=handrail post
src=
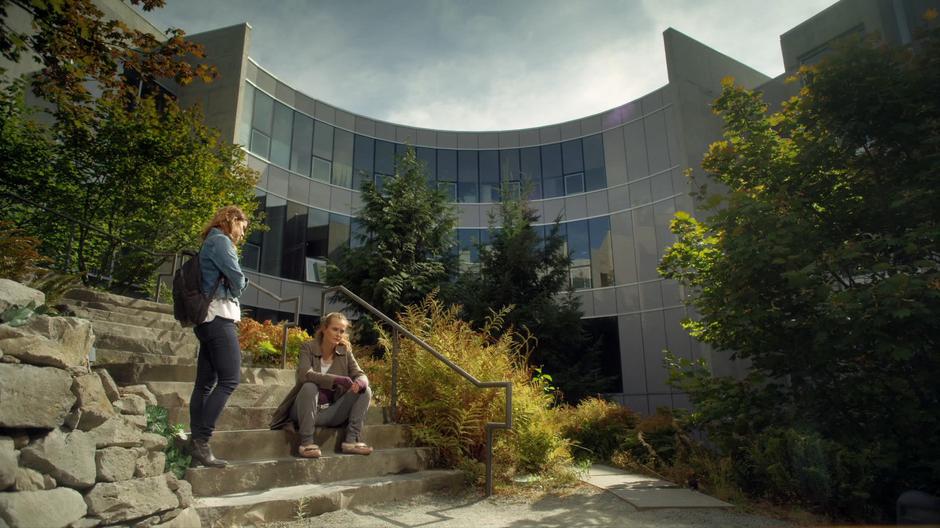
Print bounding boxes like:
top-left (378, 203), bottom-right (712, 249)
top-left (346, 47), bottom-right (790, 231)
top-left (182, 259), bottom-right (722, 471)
top-left (391, 328), bottom-right (400, 422)
top-left (486, 427), bottom-right (495, 496)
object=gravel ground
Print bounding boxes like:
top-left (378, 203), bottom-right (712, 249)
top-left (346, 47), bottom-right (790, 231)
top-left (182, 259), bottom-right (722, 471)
top-left (266, 485), bottom-right (793, 528)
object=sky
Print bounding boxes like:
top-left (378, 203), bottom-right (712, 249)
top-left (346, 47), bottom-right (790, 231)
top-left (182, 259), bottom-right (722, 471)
top-left (138, 0), bottom-right (837, 131)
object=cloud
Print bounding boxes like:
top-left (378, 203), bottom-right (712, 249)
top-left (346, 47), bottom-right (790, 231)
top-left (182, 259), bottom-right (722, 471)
top-left (140, 0), bottom-right (837, 130)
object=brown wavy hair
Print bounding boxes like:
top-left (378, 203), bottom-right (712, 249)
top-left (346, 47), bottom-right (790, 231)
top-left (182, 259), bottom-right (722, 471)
top-left (201, 205), bottom-right (249, 243)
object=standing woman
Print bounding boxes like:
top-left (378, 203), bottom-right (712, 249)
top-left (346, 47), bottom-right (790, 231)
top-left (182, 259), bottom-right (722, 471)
top-left (189, 205), bottom-right (249, 467)
top-left (270, 312), bottom-right (374, 458)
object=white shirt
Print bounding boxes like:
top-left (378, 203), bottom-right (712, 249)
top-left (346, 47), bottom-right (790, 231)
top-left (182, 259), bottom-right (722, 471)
top-left (320, 359), bottom-right (332, 374)
top-left (204, 297), bottom-right (241, 324)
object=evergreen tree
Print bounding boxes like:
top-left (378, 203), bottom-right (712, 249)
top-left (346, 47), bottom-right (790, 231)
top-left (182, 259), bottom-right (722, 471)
top-left (327, 148), bottom-right (457, 321)
top-left (448, 190), bottom-right (616, 402)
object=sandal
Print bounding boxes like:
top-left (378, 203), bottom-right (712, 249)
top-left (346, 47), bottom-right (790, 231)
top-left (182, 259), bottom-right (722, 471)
top-left (298, 444), bottom-right (321, 458)
top-left (341, 442), bottom-right (373, 455)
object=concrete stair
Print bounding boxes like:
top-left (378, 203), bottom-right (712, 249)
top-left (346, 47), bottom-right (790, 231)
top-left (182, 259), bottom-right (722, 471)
top-left (63, 288), bottom-right (464, 526)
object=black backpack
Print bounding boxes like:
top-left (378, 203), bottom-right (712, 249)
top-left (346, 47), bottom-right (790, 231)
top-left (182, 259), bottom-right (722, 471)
top-left (171, 250), bottom-right (221, 327)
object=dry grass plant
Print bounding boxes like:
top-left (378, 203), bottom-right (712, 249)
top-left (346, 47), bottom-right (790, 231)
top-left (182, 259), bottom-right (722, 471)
top-left (377, 294), bottom-right (577, 491)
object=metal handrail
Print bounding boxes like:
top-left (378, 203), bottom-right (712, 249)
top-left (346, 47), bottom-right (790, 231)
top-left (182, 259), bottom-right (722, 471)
top-left (321, 285), bottom-right (513, 496)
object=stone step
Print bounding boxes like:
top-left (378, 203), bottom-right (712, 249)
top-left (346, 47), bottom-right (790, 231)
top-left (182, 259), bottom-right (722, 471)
top-left (167, 405), bottom-right (388, 431)
top-left (63, 288), bottom-right (174, 315)
top-left (89, 318), bottom-right (194, 344)
top-left (186, 447), bottom-right (435, 497)
top-left (146, 381), bottom-right (294, 410)
top-left (106, 362), bottom-right (294, 385)
top-left (92, 348), bottom-right (195, 369)
top-left (210, 424), bottom-right (411, 461)
top-left (62, 304), bottom-right (186, 331)
top-left (195, 470), bottom-right (465, 527)
top-left (95, 332), bottom-right (198, 361)
top-left (62, 299), bottom-right (180, 323)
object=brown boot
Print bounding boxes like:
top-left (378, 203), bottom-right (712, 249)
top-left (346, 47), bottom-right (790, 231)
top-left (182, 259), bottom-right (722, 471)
top-left (190, 438), bottom-right (227, 468)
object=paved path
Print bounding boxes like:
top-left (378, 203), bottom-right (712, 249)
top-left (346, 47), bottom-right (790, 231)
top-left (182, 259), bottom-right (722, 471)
top-left (581, 464), bottom-right (733, 510)
top-left (265, 474), bottom-right (790, 528)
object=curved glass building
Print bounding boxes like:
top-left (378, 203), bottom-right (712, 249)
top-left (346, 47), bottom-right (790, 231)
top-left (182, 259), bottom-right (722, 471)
top-left (165, 0), bottom-right (929, 411)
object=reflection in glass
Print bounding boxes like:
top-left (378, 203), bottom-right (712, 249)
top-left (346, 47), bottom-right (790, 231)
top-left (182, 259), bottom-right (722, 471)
top-left (313, 121), bottom-right (333, 161)
top-left (282, 201), bottom-right (307, 280)
top-left (562, 139), bottom-right (584, 175)
top-left (290, 112), bottom-right (313, 177)
top-left (251, 89), bottom-right (274, 135)
top-left (238, 83), bottom-right (254, 147)
top-left (305, 208), bottom-right (329, 260)
top-left (438, 182), bottom-right (457, 202)
top-left (416, 147), bottom-right (436, 183)
top-left (331, 129), bottom-right (354, 188)
top-left (543, 177), bottom-right (564, 199)
top-left (437, 150), bottom-right (457, 182)
top-left (312, 157), bottom-right (331, 183)
top-left (270, 103), bottom-right (293, 168)
top-left (260, 195), bottom-right (286, 276)
top-left (375, 140), bottom-right (395, 176)
top-left (328, 213), bottom-right (351, 259)
top-left (520, 147), bottom-right (541, 199)
top-left (249, 129), bottom-right (271, 159)
top-left (499, 149), bottom-right (520, 182)
top-left (353, 135), bottom-right (374, 191)
top-left (540, 144), bottom-right (562, 179)
top-left (583, 134), bottom-right (606, 191)
top-left (565, 173), bottom-right (584, 195)
top-left (589, 216), bottom-right (615, 287)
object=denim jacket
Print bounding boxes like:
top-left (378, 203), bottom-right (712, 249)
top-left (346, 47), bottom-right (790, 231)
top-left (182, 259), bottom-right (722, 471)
top-left (199, 228), bottom-right (249, 300)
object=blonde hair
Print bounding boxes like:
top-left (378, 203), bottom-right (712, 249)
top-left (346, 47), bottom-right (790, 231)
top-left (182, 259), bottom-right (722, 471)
top-left (316, 312), bottom-right (350, 343)
top-left (201, 205), bottom-right (249, 243)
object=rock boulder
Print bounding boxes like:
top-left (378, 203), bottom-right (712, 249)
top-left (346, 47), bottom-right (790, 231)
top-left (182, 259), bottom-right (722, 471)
top-left (73, 372), bottom-right (117, 431)
top-left (0, 278), bottom-right (45, 312)
top-left (19, 428), bottom-right (96, 489)
top-left (0, 315), bottom-right (94, 369)
top-left (0, 363), bottom-right (75, 428)
top-left (0, 487), bottom-right (87, 528)
top-left (83, 475), bottom-right (179, 524)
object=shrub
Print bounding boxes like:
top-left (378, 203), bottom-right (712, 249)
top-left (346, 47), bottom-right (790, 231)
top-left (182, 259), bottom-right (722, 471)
top-left (145, 405), bottom-right (190, 479)
top-left (0, 221), bottom-right (45, 282)
top-left (237, 317), bottom-right (311, 368)
top-left (559, 397), bottom-right (637, 462)
top-left (378, 295), bottom-right (575, 489)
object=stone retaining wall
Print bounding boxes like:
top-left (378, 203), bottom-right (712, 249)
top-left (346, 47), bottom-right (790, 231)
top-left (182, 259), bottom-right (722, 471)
top-left (0, 280), bottom-right (199, 528)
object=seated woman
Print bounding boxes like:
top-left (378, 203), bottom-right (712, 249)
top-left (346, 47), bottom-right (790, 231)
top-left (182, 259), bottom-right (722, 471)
top-left (270, 312), bottom-right (373, 457)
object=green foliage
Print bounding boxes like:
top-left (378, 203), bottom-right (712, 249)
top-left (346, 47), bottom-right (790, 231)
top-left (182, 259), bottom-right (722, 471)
top-left (145, 404), bottom-right (190, 479)
top-left (445, 189), bottom-right (616, 402)
top-left (327, 148), bottom-right (457, 322)
top-left (378, 294), bottom-right (576, 489)
top-left (659, 28), bottom-right (940, 519)
top-left (0, 84), bottom-right (260, 292)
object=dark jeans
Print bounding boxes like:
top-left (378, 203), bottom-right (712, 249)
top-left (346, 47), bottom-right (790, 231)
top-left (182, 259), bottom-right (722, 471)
top-left (190, 317), bottom-right (240, 440)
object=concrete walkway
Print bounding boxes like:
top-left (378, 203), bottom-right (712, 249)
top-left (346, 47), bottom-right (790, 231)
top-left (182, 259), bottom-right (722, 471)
top-left (581, 464), bottom-right (733, 510)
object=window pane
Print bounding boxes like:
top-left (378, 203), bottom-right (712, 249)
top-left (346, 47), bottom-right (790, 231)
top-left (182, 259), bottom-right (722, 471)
top-left (543, 176), bottom-right (564, 198)
top-left (305, 208), bottom-right (330, 259)
top-left (562, 139), bottom-right (584, 175)
top-left (249, 129), bottom-right (270, 159)
top-left (331, 129), bottom-right (354, 188)
top-left (571, 266), bottom-right (592, 290)
top-left (458, 182), bottom-right (478, 203)
top-left (375, 173), bottom-right (394, 194)
top-left (566, 219), bottom-right (590, 267)
top-left (583, 134), bottom-right (606, 192)
top-left (520, 146), bottom-right (541, 199)
top-left (290, 112), bottom-right (313, 176)
top-left (238, 83), bottom-right (254, 147)
top-left (499, 149), bottom-right (520, 182)
top-left (540, 143), bottom-right (562, 179)
top-left (479, 150), bottom-right (499, 183)
top-left (240, 243), bottom-right (260, 271)
top-left (375, 140), bottom-right (395, 175)
top-left (565, 172), bottom-right (584, 195)
top-left (312, 157), bottom-right (331, 183)
top-left (438, 181), bottom-right (457, 202)
top-left (458, 229), bottom-right (480, 269)
top-left (416, 147), bottom-right (436, 183)
top-left (282, 201), bottom-right (307, 280)
top-left (480, 183), bottom-right (499, 203)
top-left (350, 217), bottom-right (367, 249)
top-left (328, 213), bottom-right (351, 259)
top-left (260, 195), bottom-right (286, 276)
top-left (437, 149), bottom-right (457, 182)
top-left (353, 135), bottom-right (374, 191)
top-left (313, 121), bottom-right (333, 161)
top-left (458, 150), bottom-right (478, 182)
top-left (589, 216), bottom-right (615, 287)
top-left (270, 102), bottom-right (293, 168)
top-left (251, 89), bottom-right (274, 135)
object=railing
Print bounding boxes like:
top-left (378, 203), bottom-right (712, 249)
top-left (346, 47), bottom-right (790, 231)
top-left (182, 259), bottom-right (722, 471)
top-left (321, 285), bottom-right (513, 496)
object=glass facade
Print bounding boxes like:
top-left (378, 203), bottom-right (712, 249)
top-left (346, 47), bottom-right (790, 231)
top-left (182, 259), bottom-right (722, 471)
top-left (244, 85), bottom-right (607, 204)
top-left (239, 77), bottom-right (689, 411)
